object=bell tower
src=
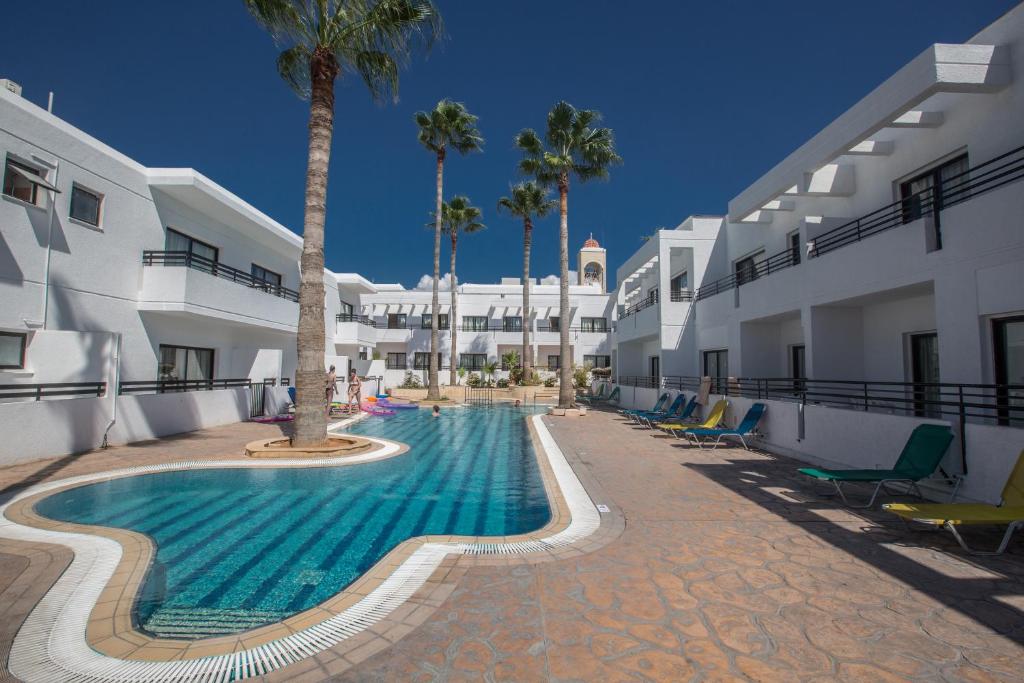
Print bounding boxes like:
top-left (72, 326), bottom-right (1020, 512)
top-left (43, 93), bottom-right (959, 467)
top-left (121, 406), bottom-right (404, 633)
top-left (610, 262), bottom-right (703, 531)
top-left (578, 234), bottom-right (607, 293)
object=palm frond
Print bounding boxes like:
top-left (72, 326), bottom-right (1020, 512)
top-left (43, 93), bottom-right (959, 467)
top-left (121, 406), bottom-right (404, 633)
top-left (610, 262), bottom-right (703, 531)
top-left (516, 102), bottom-right (621, 187)
top-left (414, 98), bottom-right (484, 155)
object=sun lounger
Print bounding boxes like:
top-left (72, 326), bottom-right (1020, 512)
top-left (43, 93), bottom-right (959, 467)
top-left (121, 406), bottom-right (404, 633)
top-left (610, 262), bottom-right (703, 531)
top-left (577, 383), bottom-right (606, 404)
top-left (883, 450), bottom-right (1024, 555)
top-left (640, 394), bottom-right (697, 427)
top-left (683, 402), bottom-right (766, 449)
top-left (621, 392), bottom-right (669, 417)
top-left (597, 386), bottom-right (621, 405)
top-left (656, 399), bottom-right (727, 438)
top-left (631, 393), bottom-right (685, 424)
top-left (798, 423), bottom-right (954, 508)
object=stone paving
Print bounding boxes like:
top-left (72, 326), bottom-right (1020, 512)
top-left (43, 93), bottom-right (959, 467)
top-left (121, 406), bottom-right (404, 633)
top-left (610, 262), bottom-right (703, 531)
top-left (0, 412), bottom-right (1022, 682)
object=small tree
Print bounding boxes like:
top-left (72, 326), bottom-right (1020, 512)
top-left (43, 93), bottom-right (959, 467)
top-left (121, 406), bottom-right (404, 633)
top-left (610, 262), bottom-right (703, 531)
top-left (482, 360), bottom-right (498, 387)
top-left (456, 366), bottom-right (467, 385)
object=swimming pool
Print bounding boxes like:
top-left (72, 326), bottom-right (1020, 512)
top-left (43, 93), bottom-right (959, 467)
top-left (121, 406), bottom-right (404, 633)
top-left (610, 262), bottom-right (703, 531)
top-left (34, 405), bottom-right (550, 640)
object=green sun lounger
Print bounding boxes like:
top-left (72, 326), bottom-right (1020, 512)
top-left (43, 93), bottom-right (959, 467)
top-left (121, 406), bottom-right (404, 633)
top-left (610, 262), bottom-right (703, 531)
top-left (798, 423), bottom-right (954, 508)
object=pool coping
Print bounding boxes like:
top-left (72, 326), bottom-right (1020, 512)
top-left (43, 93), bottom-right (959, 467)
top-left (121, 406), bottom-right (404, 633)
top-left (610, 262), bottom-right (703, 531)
top-left (2, 413), bottom-right (609, 681)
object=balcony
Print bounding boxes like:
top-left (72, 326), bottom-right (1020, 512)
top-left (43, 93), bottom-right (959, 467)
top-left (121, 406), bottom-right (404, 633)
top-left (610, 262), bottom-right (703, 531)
top-left (139, 251), bottom-right (297, 332)
top-left (335, 314), bottom-right (377, 347)
top-left (694, 144), bottom-right (1024, 303)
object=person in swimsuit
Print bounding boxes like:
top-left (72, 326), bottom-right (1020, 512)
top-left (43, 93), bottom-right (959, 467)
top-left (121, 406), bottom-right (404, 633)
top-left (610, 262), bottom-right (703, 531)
top-left (347, 369), bottom-right (362, 414)
top-left (325, 365), bottom-right (337, 414)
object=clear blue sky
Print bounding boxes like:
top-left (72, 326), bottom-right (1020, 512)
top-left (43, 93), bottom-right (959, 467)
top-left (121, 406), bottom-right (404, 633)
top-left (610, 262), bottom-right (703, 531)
top-left (3, 1), bottom-right (1017, 289)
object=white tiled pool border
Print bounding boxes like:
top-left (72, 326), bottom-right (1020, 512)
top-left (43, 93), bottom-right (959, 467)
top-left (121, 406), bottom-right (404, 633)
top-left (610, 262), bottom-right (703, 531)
top-left (2, 414), bottom-right (601, 682)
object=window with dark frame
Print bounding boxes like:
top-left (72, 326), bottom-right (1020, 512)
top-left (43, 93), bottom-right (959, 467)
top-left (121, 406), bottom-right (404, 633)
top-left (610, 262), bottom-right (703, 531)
top-left (2, 158), bottom-right (45, 205)
top-left (340, 301), bottom-right (354, 316)
top-left (900, 154), bottom-right (969, 228)
top-left (670, 272), bottom-right (689, 295)
top-left (547, 354), bottom-right (561, 370)
top-left (462, 316), bottom-right (488, 331)
top-left (165, 228), bottom-right (218, 263)
top-left (994, 316), bottom-right (1024, 426)
top-left (583, 355), bottom-right (611, 368)
top-left (251, 264), bottom-right (282, 289)
top-left (734, 251), bottom-right (764, 286)
top-left (0, 332), bottom-right (27, 370)
top-left (548, 316), bottom-right (560, 332)
top-left (69, 184), bottom-right (102, 226)
top-left (387, 313), bottom-right (407, 329)
top-left (789, 232), bottom-right (801, 265)
top-left (386, 352), bottom-right (407, 369)
top-left (703, 349), bottom-right (728, 393)
top-left (158, 344), bottom-right (214, 384)
top-left (460, 353), bottom-right (487, 370)
top-left (580, 317), bottom-right (607, 332)
top-left (422, 313), bottom-right (449, 329)
top-left (790, 344), bottom-right (806, 393)
top-left (503, 316), bottom-right (522, 332)
top-left (414, 352), bottom-right (442, 370)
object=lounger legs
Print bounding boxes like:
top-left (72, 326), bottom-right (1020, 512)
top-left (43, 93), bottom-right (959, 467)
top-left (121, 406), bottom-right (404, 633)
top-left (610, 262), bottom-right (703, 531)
top-left (831, 480), bottom-right (888, 509)
top-left (945, 521), bottom-right (1021, 556)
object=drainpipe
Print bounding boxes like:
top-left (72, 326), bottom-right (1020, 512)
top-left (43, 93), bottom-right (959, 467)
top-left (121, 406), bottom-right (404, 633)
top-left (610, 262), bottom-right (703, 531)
top-left (101, 332), bottom-right (122, 449)
top-left (41, 160), bottom-right (60, 329)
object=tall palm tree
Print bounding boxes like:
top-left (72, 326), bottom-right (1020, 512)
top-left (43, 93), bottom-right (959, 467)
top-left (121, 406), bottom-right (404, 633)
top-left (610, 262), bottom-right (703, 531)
top-left (497, 182), bottom-right (555, 384)
top-left (415, 100), bottom-right (483, 399)
top-left (245, 0), bottom-right (441, 446)
top-left (437, 196), bottom-right (485, 385)
top-left (515, 102), bottom-right (621, 408)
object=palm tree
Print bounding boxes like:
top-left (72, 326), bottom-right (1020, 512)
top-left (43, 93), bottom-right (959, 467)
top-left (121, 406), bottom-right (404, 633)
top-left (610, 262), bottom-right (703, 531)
top-left (245, 0), bottom-right (441, 446)
top-left (497, 182), bottom-right (555, 384)
top-left (436, 196), bottom-right (485, 385)
top-left (415, 100), bottom-right (483, 399)
top-left (515, 102), bottom-right (621, 408)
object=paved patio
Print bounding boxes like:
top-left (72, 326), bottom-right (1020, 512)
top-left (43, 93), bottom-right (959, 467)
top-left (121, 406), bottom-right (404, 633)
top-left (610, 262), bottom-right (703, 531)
top-left (1, 412), bottom-right (1023, 682)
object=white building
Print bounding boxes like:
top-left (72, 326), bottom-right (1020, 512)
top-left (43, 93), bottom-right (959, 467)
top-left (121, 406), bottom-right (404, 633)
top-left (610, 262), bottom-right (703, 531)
top-left (0, 83), bottom-right (614, 463)
top-left (611, 5), bottom-right (1024, 503)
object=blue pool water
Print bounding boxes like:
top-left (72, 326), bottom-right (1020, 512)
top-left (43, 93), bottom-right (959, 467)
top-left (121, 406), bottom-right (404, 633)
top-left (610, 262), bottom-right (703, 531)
top-left (34, 405), bottom-right (550, 639)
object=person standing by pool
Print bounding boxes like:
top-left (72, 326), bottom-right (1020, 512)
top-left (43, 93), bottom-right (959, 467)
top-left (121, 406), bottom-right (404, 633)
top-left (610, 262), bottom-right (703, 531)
top-left (347, 369), bottom-right (362, 414)
top-left (325, 365), bottom-right (338, 415)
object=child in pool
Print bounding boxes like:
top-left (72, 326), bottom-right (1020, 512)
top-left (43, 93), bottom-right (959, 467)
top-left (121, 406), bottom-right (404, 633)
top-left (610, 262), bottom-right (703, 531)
top-left (432, 405), bottom-right (441, 417)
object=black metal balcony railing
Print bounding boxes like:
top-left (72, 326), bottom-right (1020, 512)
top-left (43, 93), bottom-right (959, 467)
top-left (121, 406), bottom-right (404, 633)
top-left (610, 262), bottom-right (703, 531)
top-left (119, 378), bottom-right (252, 395)
top-left (143, 251), bottom-right (300, 302)
top-left (810, 144), bottom-right (1024, 258)
top-left (0, 382), bottom-right (106, 402)
top-left (670, 289), bottom-right (695, 302)
top-left (620, 291), bottom-right (659, 320)
top-left (691, 144), bottom-right (1024, 302)
top-left (618, 375), bottom-right (660, 388)
top-left (335, 314), bottom-right (377, 327)
top-left (694, 247), bottom-right (799, 301)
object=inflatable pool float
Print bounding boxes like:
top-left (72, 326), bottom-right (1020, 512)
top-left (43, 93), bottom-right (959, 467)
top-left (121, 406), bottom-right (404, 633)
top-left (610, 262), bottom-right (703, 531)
top-left (361, 402), bottom-right (395, 416)
top-left (377, 399), bottom-right (418, 409)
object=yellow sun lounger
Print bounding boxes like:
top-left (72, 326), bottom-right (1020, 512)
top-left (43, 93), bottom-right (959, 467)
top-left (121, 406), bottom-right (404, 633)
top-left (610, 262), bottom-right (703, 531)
top-left (656, 399), bottom-right (727, 438)
top-left (883, 449), bottom-right (1024, 555)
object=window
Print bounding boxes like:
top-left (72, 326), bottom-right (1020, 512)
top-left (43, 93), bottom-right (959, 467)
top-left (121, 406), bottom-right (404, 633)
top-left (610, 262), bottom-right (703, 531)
top-left (583, 355), bottom-right (611, 368)
top-left (790, 344), bottom-right (806, 393)
top-left (703, 349), bottom-right (728, 393)
top-left (3, 158), bottom-right (49, 206)
top-left (548, 316), bottom-right (560, 332)
top-left (69, 184), bottom-right (103, 226)
top-left (358, 348), bottom-right (368, 361)
top-left (386, 352), bottom-right (407, 369)
top-left (910, 333), bottom-right (941, 418)
top-left (503, 316), bottom-right (522, 332)
top-left (900, 154), bottom-right (969, 227)
top-left (0, 332), bottom-right (27, 369)
top-left (547, 355), bottom-right (561, 370)
top-left (789, 232), bottom-right (801, 266)
top-left (648, 287), bottom-right (659, 303)
top-left (460, 353), bottom-right (487, 370)
top-left (994, 316), bottom-right (1024, 426)
top-left (422, 313), bottom-right (449, 329)
top-left (158, 344), bottom-right (214, 383)
top-left (387, 313), bottom-right (407, 329)
top-left (165, 228), bottom-right (218, 263)
top-left (251, 264), bottom-right (282, 289)
top-left (462, 316), bottom-right (489, 332)
top-left (734, 251), bottom-right (764, 286)
top-left (414, 352), bottom-right (442, 370)
top-left (670, 272), bottom-right (688, 294)
top-left (580, 317), bottom-right (607, 332)
top-left (340, 301), bottom-right (354, 316)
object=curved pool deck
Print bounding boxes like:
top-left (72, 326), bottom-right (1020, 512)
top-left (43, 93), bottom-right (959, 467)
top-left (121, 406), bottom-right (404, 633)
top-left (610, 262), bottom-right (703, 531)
top-left (0, 411), bottom-right (619, 682)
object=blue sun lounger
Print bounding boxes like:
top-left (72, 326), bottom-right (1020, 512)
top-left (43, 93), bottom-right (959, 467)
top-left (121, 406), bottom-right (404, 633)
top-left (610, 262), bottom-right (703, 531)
top-left (620, 392), bottom-right (669, 418)
top-left (682, 402), bottom-right (766, 449)
top-left (640, 394), bottom-right (697, 428)
top-left (631, 393), bottom-right (685, 424)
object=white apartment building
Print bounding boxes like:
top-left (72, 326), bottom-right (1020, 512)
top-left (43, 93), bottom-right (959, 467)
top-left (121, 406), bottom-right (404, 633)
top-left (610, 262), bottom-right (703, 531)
top-left (0, 83), bottom-right (615, 463)
top-left (611, 5), bottom-right (1024, 503)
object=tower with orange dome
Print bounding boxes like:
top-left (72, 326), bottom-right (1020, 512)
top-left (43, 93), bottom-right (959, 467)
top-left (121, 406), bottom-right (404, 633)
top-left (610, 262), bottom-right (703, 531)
top-left (578, 234), bottom-right (607, 293)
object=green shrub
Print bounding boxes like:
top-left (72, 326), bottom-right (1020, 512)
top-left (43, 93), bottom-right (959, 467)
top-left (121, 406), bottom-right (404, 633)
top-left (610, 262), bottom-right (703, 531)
top-left (466, 372), bottom-right (482, 387)
top-left (398, 372), bottom-right (422, 389)
top-left (496, 378), bottom-right (510, 388)
top-left (572, 363), bottom-right (592, 389)
top-left (543, 376), bottom-right (556, 388)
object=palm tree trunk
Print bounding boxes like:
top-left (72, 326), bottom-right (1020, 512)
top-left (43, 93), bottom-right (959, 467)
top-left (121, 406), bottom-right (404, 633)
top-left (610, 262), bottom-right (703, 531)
top-left (557, 177), bottom-right (572, 408)
top-left (294, 49), bottom-right (338, 447)
top-left (522, 217), bottom-right (533, 383)
top-left (427, 151), bottom-right (444, 400)
top-left (449, 232), bottom-right (458, 386)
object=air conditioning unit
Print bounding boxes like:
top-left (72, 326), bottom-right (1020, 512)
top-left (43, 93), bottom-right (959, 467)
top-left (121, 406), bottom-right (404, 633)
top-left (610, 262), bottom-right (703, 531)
top-left (0, 79), bottom-right (23, 96)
